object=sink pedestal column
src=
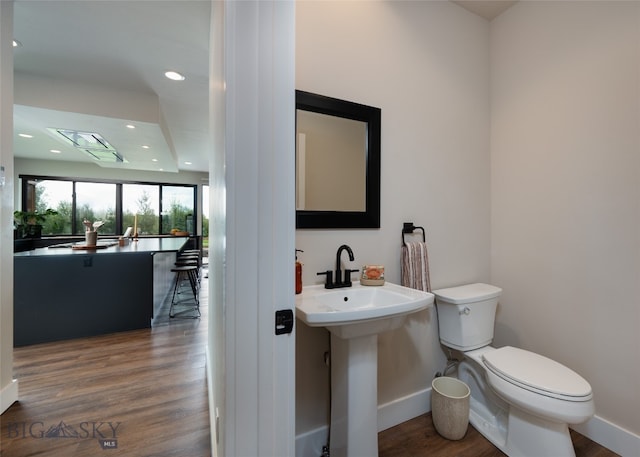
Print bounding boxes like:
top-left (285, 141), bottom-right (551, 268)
top-left (330, 333), bottom-right (379, 457)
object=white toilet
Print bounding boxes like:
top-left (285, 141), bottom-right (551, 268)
top-left (433, 283), bottom-right (594, 457)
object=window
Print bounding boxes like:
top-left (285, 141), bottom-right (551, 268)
top-left (161, 185), bottom-right (196, 234)
top-left (202, 185), bottom-right (209, 254)
top-left (123, 184), bottom-right (160, 235)
top-left (75, 182), bottom-right (117, 234)
top-left (24, 179), bottom-right (73, 235)
top-left (20, 176), bottom-right (197, 237)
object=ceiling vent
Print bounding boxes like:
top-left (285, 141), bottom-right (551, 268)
top-left (49, 128), bottom-right (127, 163)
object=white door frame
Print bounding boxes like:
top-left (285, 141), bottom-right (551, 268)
top-left (218, 1), bottom-right (295, 455)
top-left (0, 0), bottom-right (18, 415)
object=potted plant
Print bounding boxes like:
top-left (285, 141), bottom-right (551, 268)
top-left (13, 208), bottom-right (59, 239)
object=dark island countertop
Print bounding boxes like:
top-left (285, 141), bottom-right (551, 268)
top-left (13, 236), bottom-right (193, 346)
top-left (14, 236), bottom-right (189, 257)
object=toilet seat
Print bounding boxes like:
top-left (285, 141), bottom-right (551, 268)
top-left (482, 346), bottom-right (592, 402)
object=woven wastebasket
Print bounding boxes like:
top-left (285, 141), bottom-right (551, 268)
top-left (431, 376), bottom-right (470, 440)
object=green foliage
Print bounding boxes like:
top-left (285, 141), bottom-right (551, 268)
top-left (28, 182), bottom-right (200, 237)
top-left (201, 215), bottom-right (209, 237)
top-left (14, 208), bottom-right (58, 226)
top-left (122, 190), bottom-right (158, 235)
top-left (14, 209), bottom-right (59, 238)
top-left (36, 200), bottom-right (71, 235)
top-left (162, 200), bottom-right (193, 234)
top-left (101, 207), bottom-right (116, 234)
top-left (74, 204), bottom-right (116, 235)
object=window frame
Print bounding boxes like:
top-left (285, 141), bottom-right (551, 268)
top-left (19, 175), bottom-right (198, 237)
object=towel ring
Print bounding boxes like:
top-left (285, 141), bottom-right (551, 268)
top-left (402, 222), bottom-right (426, 244)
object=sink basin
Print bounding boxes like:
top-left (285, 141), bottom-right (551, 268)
top-left (296, 281), bottom-right (433, 338)
top-left (296, 281), bottom-right (433, 456)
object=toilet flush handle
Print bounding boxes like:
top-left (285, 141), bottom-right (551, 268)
top-left (459, 306), bottom-right (471, 316)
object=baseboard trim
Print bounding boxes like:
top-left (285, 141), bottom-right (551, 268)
top-left (295, 425), bottom-right (329, 457)
top-left (572, 414), bottom-right (640, 457)
top-left (0, 379), bottom-right (19, 415)
top-left (295, 388), bottom-right (432, 455)
top-left (295, 386), bottom-right (638, 457)
top-left (377, 387), bottom-right (432, 432)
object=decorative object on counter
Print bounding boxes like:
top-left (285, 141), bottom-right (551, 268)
top-left (72, 244), bottom-right (109, 251)
top-left (13, 208), bottom-right (59, 239)
top-left (133, 214), bottom-right (139, 240)
top-left (85, 231), bottom-right (98, 247)
top-left (83, 219), bottom-right (104, 247)
top-left (295, 249), bottom-right (304, 294)
top-left (401, 222), bottom-right (431, 292)
top-left (170, 228), bottom-right (189, 236)
top-left (360, 265), bottom-right (385, 286)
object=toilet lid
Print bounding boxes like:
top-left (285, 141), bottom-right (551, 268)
top-left (433, 283), bottom-right (502, 305)
top-left (483, 346), bottom-right (592, 401)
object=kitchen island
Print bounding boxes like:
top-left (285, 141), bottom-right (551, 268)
top-left (14, 237), bottom-right (190, 346)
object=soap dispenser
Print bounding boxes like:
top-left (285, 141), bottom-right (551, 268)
top-left (295, 249), bottom-right (304, 294)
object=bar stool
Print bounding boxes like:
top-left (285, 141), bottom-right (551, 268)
top-left (181, 249), bottom-right (202, 259)
top-left (176, 259), bottom-right (200, 287)
top-left (169, 264), bottom-right (200, 319)
top-left (180, 250), bottom-right (201, 267)
top-left (177, 251), bottom-right (202, 282)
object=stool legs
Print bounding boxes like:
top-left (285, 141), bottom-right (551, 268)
top-left (169, 265), bottom-right (200, 319)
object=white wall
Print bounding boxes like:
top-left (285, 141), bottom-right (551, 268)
top-left (14, 157), bottom-right (207, 187)
top-left (295, 0), bottom-right (491, 439)
top-left (491, 0), bottom-right (640, 449)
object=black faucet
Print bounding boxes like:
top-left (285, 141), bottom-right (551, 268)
top-left (317, 244), bottom-right (358, 289)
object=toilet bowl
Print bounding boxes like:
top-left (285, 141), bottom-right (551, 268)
top-left (433, 284), bottom-right (595, 457)
top-left (481, 346), bottom-right (594, 425)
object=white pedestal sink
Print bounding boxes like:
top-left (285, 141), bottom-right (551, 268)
top-left (296, 282), bottom-right (434, 457)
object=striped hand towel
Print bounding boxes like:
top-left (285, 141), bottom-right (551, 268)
top-left (401, 241), bottom-right (431, 292)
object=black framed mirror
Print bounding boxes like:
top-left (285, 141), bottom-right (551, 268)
top-left (295, 90), bottom-right (381, 229)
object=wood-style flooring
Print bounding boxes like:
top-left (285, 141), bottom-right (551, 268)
top-left (379, 413), bottom-right (619, 457)
top-left (0, 278), bottom-right (211, 457)
top-left (1, 271), bottom-right (618, 457)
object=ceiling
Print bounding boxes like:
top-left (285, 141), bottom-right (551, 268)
top-left (12, 1), bottom-right (513, 176)
top-left (12, 0), bottom-right (211, 174)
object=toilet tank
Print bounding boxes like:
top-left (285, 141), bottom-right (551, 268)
top-left (433, 283), bottom-right (502, 351)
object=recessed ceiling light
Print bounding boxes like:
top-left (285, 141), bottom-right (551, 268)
top-left (18, 133), bottom-right (33, 138)
top-left (159, 168), bottom-right (164, 171)
top-left (13, 40), bottom-right (21, 48)
top-left (164, 70), bottom-right (185, 81)
top-left (142, 145), bottom-right (150, 149)
top-left (151, 158), bottom-right (158, 162)
top-left (50, 149), bottom-right (61, 154)
top-left (126, 124), bottom-right (136, 129)
top-left (184, 161), bottom-right (192, 165)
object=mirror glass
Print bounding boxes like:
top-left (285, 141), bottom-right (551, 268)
top-left (295, 90), bottom-right (381, 229)
top-left (296, 110), bottom-right (366, 212)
